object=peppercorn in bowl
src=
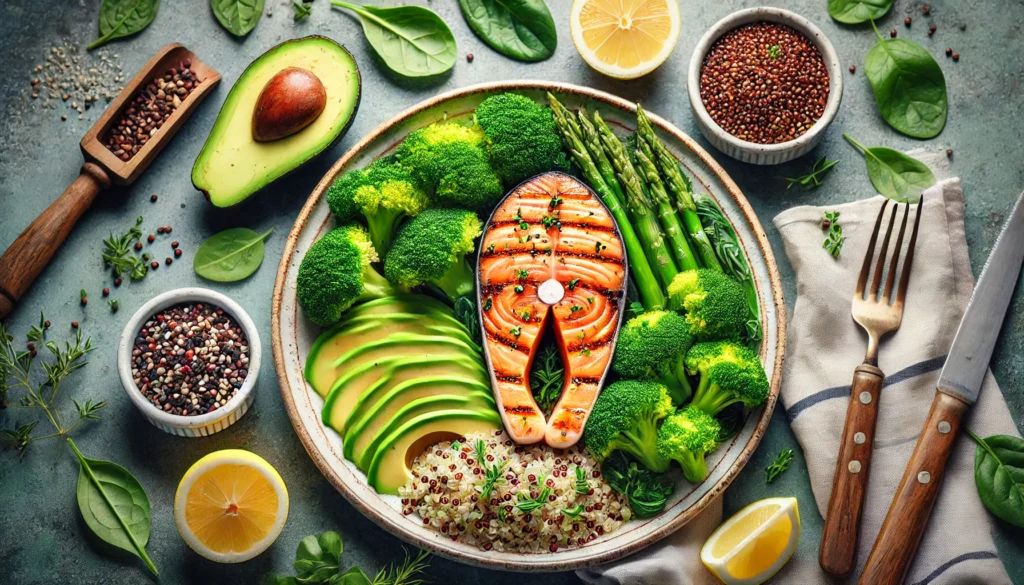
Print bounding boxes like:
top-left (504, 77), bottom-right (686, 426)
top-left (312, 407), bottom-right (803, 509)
top-left (117, 287), bottom-right (261, 437)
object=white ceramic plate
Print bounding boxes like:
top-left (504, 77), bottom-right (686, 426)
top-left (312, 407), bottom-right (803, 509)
top-left (271, 81), bottom-right (785, 572)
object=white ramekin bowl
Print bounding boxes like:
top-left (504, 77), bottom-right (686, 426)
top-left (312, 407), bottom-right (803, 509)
top-left (117, 287), bottom-right (260, 437)
top-left (687, 7), bottom-right (843, 165)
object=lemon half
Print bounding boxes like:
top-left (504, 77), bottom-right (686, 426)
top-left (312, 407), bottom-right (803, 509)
top-left (701, 497), bottom-right (801, 585)
top-left (570, 0), bottom-right (681, 79)
top-left (174, 449), bottom-right (289, 563)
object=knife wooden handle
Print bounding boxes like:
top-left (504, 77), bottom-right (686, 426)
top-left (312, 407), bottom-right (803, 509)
top-left (858, 392), bottom-right (970, 585)
top-left (819, 363), bottom-right (883, 576)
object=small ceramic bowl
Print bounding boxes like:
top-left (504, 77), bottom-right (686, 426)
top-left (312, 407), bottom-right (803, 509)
top-left (117, 287), bottom-right (260, 437)
top-left (687, 7), bottom-right (843, 165)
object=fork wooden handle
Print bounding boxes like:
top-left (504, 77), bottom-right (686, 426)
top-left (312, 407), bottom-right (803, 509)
top-left (858, 392), bottom-right (969, 585)
top-left (819, 363), bottom-right (884, 576)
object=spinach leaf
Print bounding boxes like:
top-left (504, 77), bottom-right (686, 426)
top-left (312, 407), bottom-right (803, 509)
top-left (601, 451), bottom-right (674, 518)
top-left (843, 134), bottom-right (935, 203)
top-left (194, 227), bottom-right (273, 282)
top-left (969, 432), bottom-right (1024, 528)
top-left (68, 438), bottom-right (158, 575)
top-left (88, 0), bottom-right (161, 50)
top-left (211, 0), bottom-right (266, 37)
top-left (864, 25), bottom-right (947, 138)
top-left (458, 0), bottom-right (557, 62)
top-left (294, 531), bottom-right (343, 581)
top-left (329, 567), bottom-right (371, 585)
top-left (331, 2), bottom-right (457, 77)
top-left (827, 0), bottom-right (892, 24)
top-left (453, 296), bottom-right (481, 345)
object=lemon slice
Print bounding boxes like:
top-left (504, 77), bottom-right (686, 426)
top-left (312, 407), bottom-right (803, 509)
top-left (174, 449), bottom-right (289, 563)
top-left (570, 0), bottom-right (681, 79)
top-left (700, 497), bottom-right (801, 585)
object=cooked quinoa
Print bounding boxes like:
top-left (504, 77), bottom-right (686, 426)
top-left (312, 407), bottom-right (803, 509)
top-left (399, 430), bottom-right (632, 552)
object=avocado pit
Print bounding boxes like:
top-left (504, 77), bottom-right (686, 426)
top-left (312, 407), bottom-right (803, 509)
top-left (252, 67), bottom-right (326, 142)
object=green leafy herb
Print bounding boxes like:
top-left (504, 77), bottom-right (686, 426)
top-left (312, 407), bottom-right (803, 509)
top-left (108, 299), bottom-right (120, 312)
top-left (580, 348), bottom-right (591, 357)
top-left (265, 532), bottom-right (429, 585)
top-left (458, 0), bottom-right (556, 62)
top-left (530, 341), bottom-right (564, 413)
top-left (293, 531), bottom-right (344, 581)
top-left (549, 194), bottom-right (564, 208)
top-left (767, 44), bottom-right (781, 59)
top-left (567, 278), bottom-right (580, 291)
top-left (570, 305), bottom-right (582, 313)
top-left (516, 269), bottom-right (530, 281)
top-left (844, 134), bottom-right (936, 202)
top-left (561, 504), bottom-right (585, 519)
top-left (514, 284), bottom-right (524, 294)
top-left (211, 0), bottom-right (265, 36)
top-left (520, 310), bottom-right (532, 321)
top-left (595, 241), bottom-right (606, 254)
top-left (822, 211), bottom-right (845, 258)
top-left (785, 156), bottom-right (838, 190)
top-left (515, 476), bottom-right (551, 513)
top-left (628, 301), bottom-right (645, 317)
top-left (68, 438), bottom-right (157, 575)
top-left (574, 466), bottom-right (590, 495)
top-left (88, 0), bottom-right (161, 50)
top-left (369, 548), bottom-right (430, 585)
top-left (477, 459), bottom-right (508, 503)
top-left (601, 451), bottom-right (674, 518)
top-left (766, 449), bottom-right (794, 483)
top-left (586, 296), bottom-right (594, 304)
top-left (293, 0), bottom-right (313, 20)
top-left (483, 297), bottom-right (493, 311)
top-left (194, 227), bottom-right (273, 282)
top-left (967, 431), bottom-right (1024, 528)
top-left (864, 21), bottom-right (947, 138)
top-left (453, 296), bottom-right (481, 345)
top-left (827, 0), bottom-right (892, 24)
top-left (509, 326), bottom-right (522, 338)
top-left (331, 2), bottom-right (457, 78)
top-left (102, 216), bottom-right (148, 280)
top-left (474, 438), bottom-right (487, 463)
top-left (540, 214), bottom-right (558, 229)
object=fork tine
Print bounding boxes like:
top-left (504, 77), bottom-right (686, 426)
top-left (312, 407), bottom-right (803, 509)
top-left (856, 199), bottom-right (890, 296)
top-left (882, 203), bottom-right (911, 302)
top-left (894, 196), bottom-right (925, 308)
top-left (868, 203), bottom-right (899, 300)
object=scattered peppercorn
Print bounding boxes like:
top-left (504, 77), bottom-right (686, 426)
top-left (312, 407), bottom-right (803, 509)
top-left (81, 297), bottom-right (87, 306)
top-left (467, 53), bottom-right (474, 62)
top-left (44, 320), bottom-right (50, 329)
top-left (71, 321), bottom-right (79, 329)
top-left (849, 65), bottom-right (856, 73)
top-left (174, 249), bottom-right (183, 258)
top-left (822, 218), bottom-right (831, 230)
top-left (103, 287), bottom-right (110, 297)
top-left (150, 261), bottom-right (159, 269)
top-left (165, 257), bottom-right (173, 265)
top-left (157, 227), bottom-right (165, 234)
top-left (952, 53), bottom-right (960, 62)
top-left (946, 48), bottom-right (953, 56)
top-left (30, 349), bottom-right (38, 358)
top-left (905, 17), bottom-right (912, 27)
top-left (171, 241), bottom-right (179, 249)
top-left (135, 242), bottom-right (144, 251)
top-left (928, 24), bottom-right (936, 36)
top-left (147, 234), bottom-right (156, 243)
top-left (890, 29), bottom-right (897, 38)
top-left (115, 278), bottom-right (122, 287)
top-left (164, 226), bottom-right (172, 234)
top-left (27, 342), bottom-right (35, 351)
top-left (946, 148), bottom-right (953, 157)
top-left (922, 5), bottom-right (931, 16)
top-left (151, 194), bottom-right (158, 202)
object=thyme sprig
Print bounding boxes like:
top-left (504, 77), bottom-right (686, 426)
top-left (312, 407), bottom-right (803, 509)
top-left (515, 475), bottom-right (552, 513)
top-left (822, 211), bottom-right (845, 257)
top-left (102, 216), bottom-right (149, 279)
top-left (530, 342), bottom-right (564, 413)
top-left (766, 449), bottom-right (795, 483)
top-left (786, 156), bottom-right (838, 190)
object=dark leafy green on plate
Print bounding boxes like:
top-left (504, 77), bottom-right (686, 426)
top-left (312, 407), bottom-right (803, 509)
top-left (69, 438), bottom-right (158, 575)
top-left (332, 2), bottom-right (457, 77)
top-left (969, 432), bottom-right (1024, 528)
top-left (865, 24), bottom-right (947, 138)
top-left (844, 134), bottom-right (935, 202)
top-left (194, 227), bottom-right (273, 282)
top-left (458, 0), bottom-right (557, 62)
top-left (211, 0), bottom-right (266, 37)
top-left (88, 0), bottom-right (161, 50)
top-left (827, 0), bottom-right (892, 24)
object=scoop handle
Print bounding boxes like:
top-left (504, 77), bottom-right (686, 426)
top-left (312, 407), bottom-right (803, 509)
top-left (0, 163), bottom-right (110, 318)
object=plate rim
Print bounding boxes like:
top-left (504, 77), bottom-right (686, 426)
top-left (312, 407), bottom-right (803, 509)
top-left (271, 80), bottom-right (787, 572)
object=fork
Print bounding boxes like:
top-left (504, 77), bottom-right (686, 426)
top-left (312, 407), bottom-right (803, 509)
top-left (819, 198), bottom-right (924, 576)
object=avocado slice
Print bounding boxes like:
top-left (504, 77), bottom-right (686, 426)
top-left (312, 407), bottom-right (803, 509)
top-left (344, 377), bottom-right (494, 469)
top-left (366, 410), bottom-right (502, 495)
top-left (192, 36), bottom-right (361, 207)
top-left (322, 355), bottom-right (486, 433)
top-left (342, 294), bottom-right (455, 320)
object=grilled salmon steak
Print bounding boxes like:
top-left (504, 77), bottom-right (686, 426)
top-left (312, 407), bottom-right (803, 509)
top-left (478, 172), bottom-right (626, 448)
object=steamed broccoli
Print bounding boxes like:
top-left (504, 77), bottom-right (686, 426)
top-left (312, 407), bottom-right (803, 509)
top-left (297, 224), bottom-right (395, 327)
top-left (384, 208), bottom-right (482, 301)
top-left (583, 380), bottom-right (674, 472)
top-left (474, 93), bottom-right (563, 185)
top-left (325, 159), bottom-right (429, 255)
top-left (612, 311), bottom-right (694, 404)
top-left (657, 406), bottom-right (721, 483)
top-left (686, 341), bottom-right (770, 416)
top-left (394, 122), bottom-right (503, 212)
top-left (667, 269), bottom-right (749, 341)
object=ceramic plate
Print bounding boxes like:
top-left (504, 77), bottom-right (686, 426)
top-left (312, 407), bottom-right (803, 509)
top-left (271, 81), bottom-right (785, 571)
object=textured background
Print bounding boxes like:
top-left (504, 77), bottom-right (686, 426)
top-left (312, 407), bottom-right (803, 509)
top-left (1, 1), bottom-right (1022, 583)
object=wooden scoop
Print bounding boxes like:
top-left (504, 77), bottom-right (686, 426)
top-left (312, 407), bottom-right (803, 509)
top-left (0, 43), bottom-right (220, 319)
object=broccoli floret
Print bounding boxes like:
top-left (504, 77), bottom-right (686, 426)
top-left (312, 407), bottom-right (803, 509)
top-left (657, 406), bottom-right (721, 483)
top-left (325, 160), bottom-right (430, 255)
top-left (384, 208), bottom-right (482, 301)
top-left (612, 310), bottom-right (694, 405)
top-left (686, 341), bottom-right (770, 416)
top-left (297, 224), bottom-right (395, 327)
top-left (584, 380), bottom-right (674, 472)
top-left (667, 269), bottom-right (749, 341)
top-left (474, 93), bottom-right (563, 185)
top-left (394, 122), bottom-right (503, 212)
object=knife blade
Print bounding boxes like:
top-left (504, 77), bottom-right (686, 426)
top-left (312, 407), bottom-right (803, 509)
top-left (937, 190), bottom-right (1024, 404)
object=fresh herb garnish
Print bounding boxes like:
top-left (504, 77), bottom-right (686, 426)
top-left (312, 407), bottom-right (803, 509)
top-left (530, 342), bottom-right (564, 413)
top-left (514, 285), bottom-right (524, 294)
top-left (194, 227), bottom-right (273, 282)
top-left (549, 195), bottom-right (564, 209)
top-left (844, 134), bottom-right (935, 202)
top-left (785, 156), bottom-right (838, 190)
top-left (474, 438), bottom-right (486, 463)
top-left (574, 466), bottom-right (590, 494)
top-left (331, 1), bottom-right (457, 77)
top-left (477, 459), bottom-right (508, 503)
top-left (766, 449), bottom-right (795, 483)
top-left (628, 301), bottom-right (645, 317)
top-left (822, 211), bottom-right (845, 258)
top-left (509, 326), bottom-right (522, 338)
top-left (601, 452), bottom-right (674, 518)
top-left (515, 476), bottom-right (551, 513)
top-left (570, 305), bottom-right (582, 313)
top-left (595, 241), bottom-right (606, 253)
top-left (293, 0), bottom-right (313, 20)
top-left (540, 214), bottom-right (558, 229)
top-left (567, 278), bottom-right (580, 290)
top-left (516, 269), bottom-right (530, 281)
top-left (487, 243), bottom-right (495, 253)
top-left (577, 331), bottom-right (585, 340)
top-left (580, 349), bottom-right (591, 357)
top-left (768, 44), bottom-right (781, 59)
top-left (521, 310), bottom-right (532, 321)
top-left (108, 299), bottom-right (120, 312)
top-left (102, 216), bottom-right (148, 280)
top-left (561, 504), bottom-right (585, 519)
top-left (265, 531), bottom-right (430, 585)
top-left (483, 298), bottom-right (492, 311)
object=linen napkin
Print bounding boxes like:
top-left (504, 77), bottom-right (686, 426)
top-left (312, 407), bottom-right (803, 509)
top-left (579, 175), bottom-right (1020, 585)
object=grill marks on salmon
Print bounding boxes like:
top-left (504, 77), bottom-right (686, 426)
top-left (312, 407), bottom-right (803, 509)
top-left (478, 172), bottom-right (626, 448)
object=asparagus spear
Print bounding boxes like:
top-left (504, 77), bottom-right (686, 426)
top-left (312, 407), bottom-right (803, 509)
top-left (635, 140), bottom-right (700, 271)
top-left (577, 107), bottom-right (625, 203)
top-left (547, 93), bottom-right (666, 310)
top-left (593, 110), bottom-right (679, 288)
top-left (636, 105), bottom-right (723, 272)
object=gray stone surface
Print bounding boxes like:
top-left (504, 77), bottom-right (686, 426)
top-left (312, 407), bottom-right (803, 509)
top-left (1, 0), bottom-right (1021, 583)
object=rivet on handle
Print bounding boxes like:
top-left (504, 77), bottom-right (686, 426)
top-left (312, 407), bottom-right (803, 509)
top-left (937, 421), bottom-right (951, 434)
top-left (859, 392), bottom-right (872, 404)
top-left (849, 460), bottom-right (862, 473)
top-left (918, 471), bottom-right (931, 484)
top-left (854, 432), bottom-right (866, 445)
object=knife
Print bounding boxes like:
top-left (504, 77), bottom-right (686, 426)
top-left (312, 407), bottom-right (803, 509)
top-left (858, 191), bottom-right (1024, 585)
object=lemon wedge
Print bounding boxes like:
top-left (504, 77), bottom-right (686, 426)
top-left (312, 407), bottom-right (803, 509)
top-left (570, 0), bottom-right (681, 79)
top-left (174, 449), bottom-right (289, 563)
top-left (700, 497), bottom-right (801, 585)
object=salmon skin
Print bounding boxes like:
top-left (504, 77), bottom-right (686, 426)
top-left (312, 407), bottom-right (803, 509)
top-left (477, 172), bottom-right (627, 448)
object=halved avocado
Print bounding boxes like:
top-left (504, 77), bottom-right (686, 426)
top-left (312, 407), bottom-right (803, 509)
top-left (322, 355), bottom-right (487, 433)
top-left (366, 410), bottom-right (502, 495)
top-left (344, 378), bottom-right (494, 469)
top-left (192, 36), bottom-right (361, 207)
